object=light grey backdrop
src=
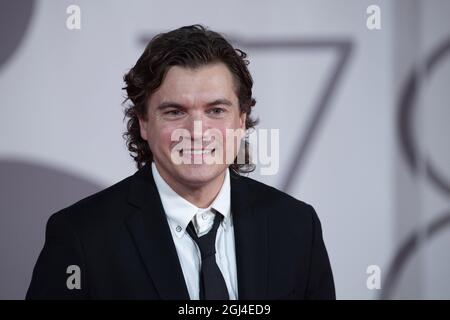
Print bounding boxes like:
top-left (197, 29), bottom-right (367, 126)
top-left (0, 0), bottom-right (449, 299)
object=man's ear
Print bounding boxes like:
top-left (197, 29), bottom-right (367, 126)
top-left (138, 116), bottom-right (148, 141)
top-left (240, 112), bottom-right (247, 130)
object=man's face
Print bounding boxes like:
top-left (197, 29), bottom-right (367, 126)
top-left (138, 62), bottom-right (246, 188)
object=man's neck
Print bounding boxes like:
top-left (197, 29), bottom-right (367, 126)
top-left (153, 162), bottom-right (226, 209)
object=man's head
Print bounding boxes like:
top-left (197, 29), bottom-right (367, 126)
top-left (123, 24), bottom-right (257, 187)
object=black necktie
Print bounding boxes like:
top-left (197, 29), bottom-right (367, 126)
top-left (186, 212), bottom-right (230, 300)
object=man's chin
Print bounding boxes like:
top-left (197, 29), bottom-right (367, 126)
top-left (174, 164), bottom-right (225, 186)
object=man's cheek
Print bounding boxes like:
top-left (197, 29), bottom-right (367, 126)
top-left (159, 127), bottom-right (178, 144)
top-left (149, 128), bottom-right (174, 152)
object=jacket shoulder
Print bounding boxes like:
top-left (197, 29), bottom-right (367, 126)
top-left (48, 173), bottom-right (136, 232)
top-left (236, 174), bottom-right (315, 215)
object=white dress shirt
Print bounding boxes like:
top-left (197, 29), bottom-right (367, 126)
top-left (151, 162), bottom-right (238, 300)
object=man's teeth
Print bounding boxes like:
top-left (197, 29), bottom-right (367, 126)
top-left (182, 149), bottom-right (214, 155)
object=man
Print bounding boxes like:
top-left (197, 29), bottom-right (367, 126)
top-left (26, 25), bottom-right (335, 300)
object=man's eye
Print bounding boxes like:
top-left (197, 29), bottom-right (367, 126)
top-left (165, 110), bottom-right (183, 116)
top-left (208, 108), bottom-right (225, 115)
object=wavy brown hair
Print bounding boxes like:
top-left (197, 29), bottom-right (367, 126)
top-left (122, 24), bottom-right (258, 175)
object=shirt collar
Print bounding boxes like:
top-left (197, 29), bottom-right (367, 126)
top-left (151, 162), bottom-right (231, 238)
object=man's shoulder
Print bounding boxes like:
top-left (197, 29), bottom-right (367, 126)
top-left (47, 172), bottom-right (136, 231)
top-left (236, 174), bottom-right (314, 214)
top-left (237, 174), bottom-right (322, 236)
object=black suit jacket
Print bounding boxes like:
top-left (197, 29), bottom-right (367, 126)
top-left (26, 163), bottom-right (335, 300)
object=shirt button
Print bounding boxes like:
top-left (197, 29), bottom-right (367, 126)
top-left (176, 225), bottom-right (182, 232)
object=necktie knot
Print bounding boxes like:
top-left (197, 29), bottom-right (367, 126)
top-left (186, 212), bottom-right (223, 260)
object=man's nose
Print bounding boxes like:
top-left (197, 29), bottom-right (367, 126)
top-left (186, 113), bottom-right (210, 139)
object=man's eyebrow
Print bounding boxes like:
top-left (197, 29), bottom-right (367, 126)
top-left (156, 98), bottom-right (233, 110)
top-left (156, 102), bottom-right (185, 111)
top-left (206, 98), bottom-right (233, 107)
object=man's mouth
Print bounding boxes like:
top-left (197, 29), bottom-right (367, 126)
top-left (179, 148), bottom-right (215, 156)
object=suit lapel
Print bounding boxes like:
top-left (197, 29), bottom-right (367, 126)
top-left (230, 172), bottom-right (268, 299)
top-left (125, 163), bottom-right (190, 300)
